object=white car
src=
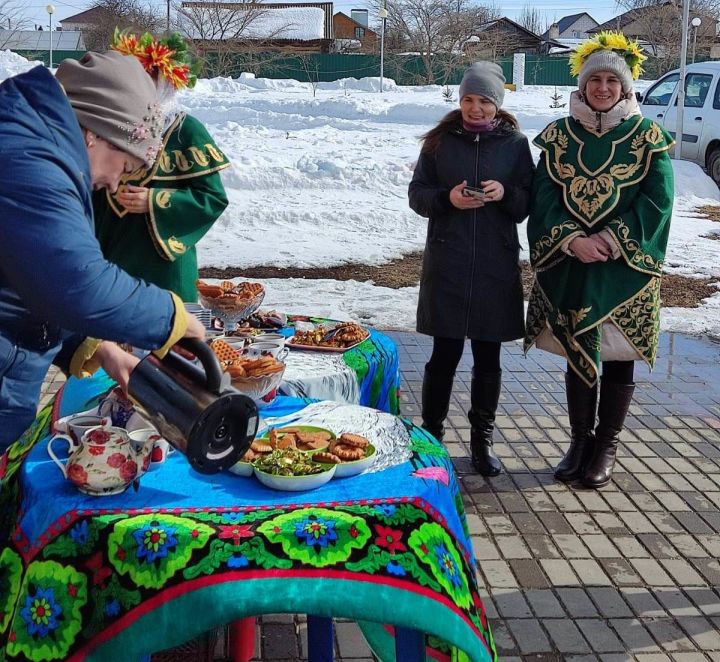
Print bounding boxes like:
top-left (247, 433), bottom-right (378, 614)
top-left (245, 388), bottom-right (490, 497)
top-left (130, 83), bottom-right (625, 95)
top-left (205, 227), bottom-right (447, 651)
top-left (640, 61), bottom-right (720, 184)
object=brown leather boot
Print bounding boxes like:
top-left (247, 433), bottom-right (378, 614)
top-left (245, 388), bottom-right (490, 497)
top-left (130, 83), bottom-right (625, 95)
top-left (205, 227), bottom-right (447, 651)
top-left (469, 370), bottom-right (502, 476)
top-left (421, 365), bottom-right (455, 441)
top-left (582, 380), bottom-right (635, 489)
top-left (555, 371), bottom-right (597, 482)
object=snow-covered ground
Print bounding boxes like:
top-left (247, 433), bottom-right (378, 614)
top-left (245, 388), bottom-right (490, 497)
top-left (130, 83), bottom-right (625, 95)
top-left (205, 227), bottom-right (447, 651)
top-left (2, 50), bottom-right (719, 337)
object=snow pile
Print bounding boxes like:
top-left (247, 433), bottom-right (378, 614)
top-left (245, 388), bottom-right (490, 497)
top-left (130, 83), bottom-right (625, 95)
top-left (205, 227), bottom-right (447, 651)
top-left (0, 50), bottom-right (42, 82)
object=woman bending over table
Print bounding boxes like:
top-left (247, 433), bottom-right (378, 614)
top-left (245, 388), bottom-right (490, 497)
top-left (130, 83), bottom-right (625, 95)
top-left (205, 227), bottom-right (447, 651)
top-left (0, 52), bottom-right (205, 453)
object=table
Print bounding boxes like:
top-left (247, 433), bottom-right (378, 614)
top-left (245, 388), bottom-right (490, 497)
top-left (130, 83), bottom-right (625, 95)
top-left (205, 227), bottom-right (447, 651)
top-left (0, 373), bottom-right (496, 662)
top-left (246, 315), bottom-right (400, 414)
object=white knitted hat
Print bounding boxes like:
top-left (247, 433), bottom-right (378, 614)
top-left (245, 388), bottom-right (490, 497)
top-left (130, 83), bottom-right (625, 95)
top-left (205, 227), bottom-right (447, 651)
top-left (577, 50), bottom-right (634, 93)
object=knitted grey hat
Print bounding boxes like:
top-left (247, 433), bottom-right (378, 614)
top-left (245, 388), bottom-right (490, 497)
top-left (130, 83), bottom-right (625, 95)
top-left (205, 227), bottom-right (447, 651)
top-left (459, 61), bottom-right (506, 108)
top-left (578, 50), bottom-right (634, 93)
top-left (56, 51), bottom-right (164, 167)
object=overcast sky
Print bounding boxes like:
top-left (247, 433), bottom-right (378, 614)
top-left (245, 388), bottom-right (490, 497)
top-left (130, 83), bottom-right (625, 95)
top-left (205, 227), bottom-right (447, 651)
top-left (26, 1), bottom-right (620, 36)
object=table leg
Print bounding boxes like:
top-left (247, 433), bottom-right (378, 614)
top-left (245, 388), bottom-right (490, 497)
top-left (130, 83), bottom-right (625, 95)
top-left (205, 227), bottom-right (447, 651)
top-left (394, 626), bottom-right (424, 662)
top-left (307, 615), bottom-right (334, 662)
top-left (229, 617), bottom-right (257, 662)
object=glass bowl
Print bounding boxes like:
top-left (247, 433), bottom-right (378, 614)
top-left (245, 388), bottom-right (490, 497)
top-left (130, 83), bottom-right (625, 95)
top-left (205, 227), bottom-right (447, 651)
top-left (198, 289), bottom-right (265, 329)
top-left (230, 362), bottom-right (285, 408)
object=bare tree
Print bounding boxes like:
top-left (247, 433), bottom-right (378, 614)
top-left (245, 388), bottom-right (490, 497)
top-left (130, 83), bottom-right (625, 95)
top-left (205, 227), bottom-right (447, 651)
top-left (370, 0), bottom-right (497, 84)
top-left (0, 0), bottom-right (30, 48)
top-left (517, 3), bottom-right (545, 36)
top-left (177, 1), bottom-right (293, 77)
top-left (83, 0), bottom-right (163, 51)
top-left (613, 0), bottom-right (720, 72)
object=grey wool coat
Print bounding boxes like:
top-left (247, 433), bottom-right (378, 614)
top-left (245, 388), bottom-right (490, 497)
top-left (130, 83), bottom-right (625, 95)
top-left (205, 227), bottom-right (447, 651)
top-left (409, 119), bottom-right (535, 341)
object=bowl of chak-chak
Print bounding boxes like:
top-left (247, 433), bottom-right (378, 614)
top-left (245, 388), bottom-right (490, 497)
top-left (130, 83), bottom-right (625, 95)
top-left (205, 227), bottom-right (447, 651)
top-left (210, 339), bottom-right (285, 408)
top-left (196, 279), bottom-right (265, 328)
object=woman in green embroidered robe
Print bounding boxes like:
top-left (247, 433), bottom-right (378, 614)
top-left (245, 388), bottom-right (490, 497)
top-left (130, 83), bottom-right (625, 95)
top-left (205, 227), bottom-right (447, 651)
top-left (525, 32), bottom-right (675, 489)
top-left (94, 32), bottom-right (230, 303)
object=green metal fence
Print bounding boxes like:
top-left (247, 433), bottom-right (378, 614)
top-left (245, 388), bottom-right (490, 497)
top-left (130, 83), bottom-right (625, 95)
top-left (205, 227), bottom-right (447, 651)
top-left (23, 49), bottom-right (683, 88)
top-left (14, 50), bottom-right (85, 66)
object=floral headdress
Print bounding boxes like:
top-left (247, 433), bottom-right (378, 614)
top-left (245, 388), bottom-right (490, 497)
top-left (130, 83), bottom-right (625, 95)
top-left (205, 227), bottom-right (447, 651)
top-left (569, 31), bottom-right (647, 81)
top-left (111, 28), bottom-right (198, 89)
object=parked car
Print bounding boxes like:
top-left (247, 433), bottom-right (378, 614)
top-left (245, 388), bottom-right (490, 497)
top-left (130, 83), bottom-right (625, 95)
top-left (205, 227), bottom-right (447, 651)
top-left (640, 61), bottom-right (720, 185)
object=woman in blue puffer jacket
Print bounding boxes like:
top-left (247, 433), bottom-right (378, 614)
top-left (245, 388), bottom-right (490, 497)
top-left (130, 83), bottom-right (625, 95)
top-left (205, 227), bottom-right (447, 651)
top-left (0, 51), bottom-right (206, 452)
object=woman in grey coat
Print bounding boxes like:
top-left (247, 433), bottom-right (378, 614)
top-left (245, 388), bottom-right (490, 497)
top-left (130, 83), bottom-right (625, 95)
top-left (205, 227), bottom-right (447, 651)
top-left (409, 61), bottom-right (535, 475)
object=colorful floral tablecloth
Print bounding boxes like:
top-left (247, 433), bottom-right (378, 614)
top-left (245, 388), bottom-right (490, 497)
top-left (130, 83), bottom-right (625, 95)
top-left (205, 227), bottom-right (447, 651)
top-left (278, 316), bottom-right (400, 415)
top-left (0, 373), bottom-right (495, 662)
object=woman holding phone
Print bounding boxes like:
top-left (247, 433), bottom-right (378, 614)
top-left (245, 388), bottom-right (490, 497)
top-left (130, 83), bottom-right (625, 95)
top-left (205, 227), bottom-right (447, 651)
top-left (408, 61), bottom-right (535, 476)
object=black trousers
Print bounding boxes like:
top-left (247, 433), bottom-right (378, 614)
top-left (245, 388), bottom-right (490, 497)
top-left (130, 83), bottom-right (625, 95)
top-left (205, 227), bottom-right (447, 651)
top-left (427, 337), bottom-right (501, 375)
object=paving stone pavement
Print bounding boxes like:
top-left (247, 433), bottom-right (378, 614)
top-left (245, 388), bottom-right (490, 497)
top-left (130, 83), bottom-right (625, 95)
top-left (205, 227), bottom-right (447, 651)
top-left (38, 331), bottom-right (720, 661)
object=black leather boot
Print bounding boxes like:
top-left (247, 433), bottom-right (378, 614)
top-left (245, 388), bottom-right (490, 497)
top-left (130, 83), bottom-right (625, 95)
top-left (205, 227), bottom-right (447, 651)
top-left (469, 370), bottom-right (502, 476)
top-left (421, 365), bottom-right (455, 441)
top-left (555, 371), bottom-right (598, 482)
top-left (582, 380), bottom-right (635, 489)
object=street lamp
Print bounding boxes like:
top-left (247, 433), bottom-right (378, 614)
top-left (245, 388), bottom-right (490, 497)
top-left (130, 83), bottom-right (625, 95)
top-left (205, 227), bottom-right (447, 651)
top-left (379, 5), bottom-right (387, 93)
top-left (46, 4), bottom-right (55, 69)
top-left (691, 16), bottom-right (702, 63)
top-left (675, 0), bottom-right (691, 159)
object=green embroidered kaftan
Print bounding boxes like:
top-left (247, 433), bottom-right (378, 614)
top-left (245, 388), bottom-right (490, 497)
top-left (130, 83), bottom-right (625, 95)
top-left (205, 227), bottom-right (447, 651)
top-left (94, 113), bottom-right (230, 302)
top-left (524, 115), bottom-right (674, 386)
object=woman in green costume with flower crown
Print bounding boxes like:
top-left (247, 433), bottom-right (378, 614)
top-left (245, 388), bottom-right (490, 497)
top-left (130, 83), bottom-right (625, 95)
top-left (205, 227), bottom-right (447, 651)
top-left (93, 31), bottom-right (230, 303)
top-left (525, 32), bottom-right (675, 489)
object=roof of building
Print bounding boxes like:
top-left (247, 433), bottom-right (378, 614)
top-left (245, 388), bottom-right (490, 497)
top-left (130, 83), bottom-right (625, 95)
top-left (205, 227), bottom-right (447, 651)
top-left (542, 12), bottom-right (597, 38)
top-left (591, 1), bottom-right (678, 32)
top-left (478, 17), bottom-right (543, 43)
top-left (0, 29), bottom-right (85, 49)
top-left (181, 2), bottom-right (332, 39)
top-left (58, 6), bottom-right (106, 25)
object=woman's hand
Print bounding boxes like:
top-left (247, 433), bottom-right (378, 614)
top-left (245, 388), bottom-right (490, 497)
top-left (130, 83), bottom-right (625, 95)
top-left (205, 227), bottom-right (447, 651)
top-left (94, 342), bottom-right (140, 392)
top-left (183, 313), bottom-right (207, 341)
top-left (480, 180), bottom-right (505, 202)
top-left (117, 185), bottom-right (150, 214)
top-left (449, 181), bottom-right (485, 209)
top-left (569, 236), bottom-right (610, 263)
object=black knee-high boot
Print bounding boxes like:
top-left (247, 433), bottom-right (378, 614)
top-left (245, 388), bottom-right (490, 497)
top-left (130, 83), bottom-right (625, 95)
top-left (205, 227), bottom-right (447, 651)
top-left (555, 371), bottom-right (598, 482)
top-left (421, 365), bottom-right (455, 441)
top-left (582, 380), bottom-right (635, 489)
top-left (469, 370), bottom-right (502, 476)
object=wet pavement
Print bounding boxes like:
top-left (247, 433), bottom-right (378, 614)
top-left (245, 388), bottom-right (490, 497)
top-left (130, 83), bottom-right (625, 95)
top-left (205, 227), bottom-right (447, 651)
top-left (38, 331), bottom-right (720, 660)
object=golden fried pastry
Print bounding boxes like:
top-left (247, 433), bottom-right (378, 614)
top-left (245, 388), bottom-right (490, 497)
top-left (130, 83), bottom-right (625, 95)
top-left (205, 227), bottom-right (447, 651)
top-left (338, 432), bottom-right (370, 448)
top-left (313, 452), bottom-right (341, 464)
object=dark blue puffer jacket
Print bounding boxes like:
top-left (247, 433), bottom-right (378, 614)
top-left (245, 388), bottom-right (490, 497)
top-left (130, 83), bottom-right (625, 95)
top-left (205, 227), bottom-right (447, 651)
top-left (0, 65), bottom-right (178, 448)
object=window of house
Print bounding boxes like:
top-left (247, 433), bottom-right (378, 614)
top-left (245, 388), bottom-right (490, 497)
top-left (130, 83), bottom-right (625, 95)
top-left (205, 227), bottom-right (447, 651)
top-left (355, 27), bottom-right (365, 39)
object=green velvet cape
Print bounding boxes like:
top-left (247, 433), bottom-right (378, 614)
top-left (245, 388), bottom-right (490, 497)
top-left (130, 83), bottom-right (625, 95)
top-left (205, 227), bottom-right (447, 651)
top-left (94, 113), bottom-right (230, 302)
top-left (524, 115), bottom-right (675, 385)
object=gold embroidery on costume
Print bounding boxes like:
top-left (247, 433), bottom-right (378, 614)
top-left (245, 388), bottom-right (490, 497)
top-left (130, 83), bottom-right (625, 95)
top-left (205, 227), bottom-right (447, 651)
top-left (607, 219), bottom-right (664, 274)
top-left (173, 150), bottom-right (193, 172)
top-left (157, 152), bottom-right (175, 174)
top-left (206, 144), bottom-right (226, 163)
top-left (523, 280), bottom-right (550, 352)
top-left (188, 146), bottom-right (210, 167)
top-left (610, 278), bottom-right (661, 365)
top-left (155, 190), bottom-right (173, 209)
top-left (530, 221), bottom-right (580, 263)
top-left (168, 237), bottom-right (187, 254)
top-left (539, 119), bottom-right (670, 226)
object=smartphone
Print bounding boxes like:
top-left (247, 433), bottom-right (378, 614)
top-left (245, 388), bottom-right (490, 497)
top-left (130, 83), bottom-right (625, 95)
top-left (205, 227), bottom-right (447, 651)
top-left (462, 186), bottom-right (486, 200)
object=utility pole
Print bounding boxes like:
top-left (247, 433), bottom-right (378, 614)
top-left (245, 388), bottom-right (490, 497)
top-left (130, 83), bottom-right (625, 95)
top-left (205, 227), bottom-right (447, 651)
top-left (379, 1), bottom-right (387, 92)
top-left (166, 0), bottom-right (171, 35)
top-left (675, 0), bottom-right (690, 159)
top-left (46, 4), bottom-right (55, 69)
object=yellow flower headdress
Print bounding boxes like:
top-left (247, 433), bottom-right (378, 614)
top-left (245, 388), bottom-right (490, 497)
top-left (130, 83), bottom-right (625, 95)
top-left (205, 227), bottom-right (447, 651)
top-left (569, 31), bottom-right (647, 81)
